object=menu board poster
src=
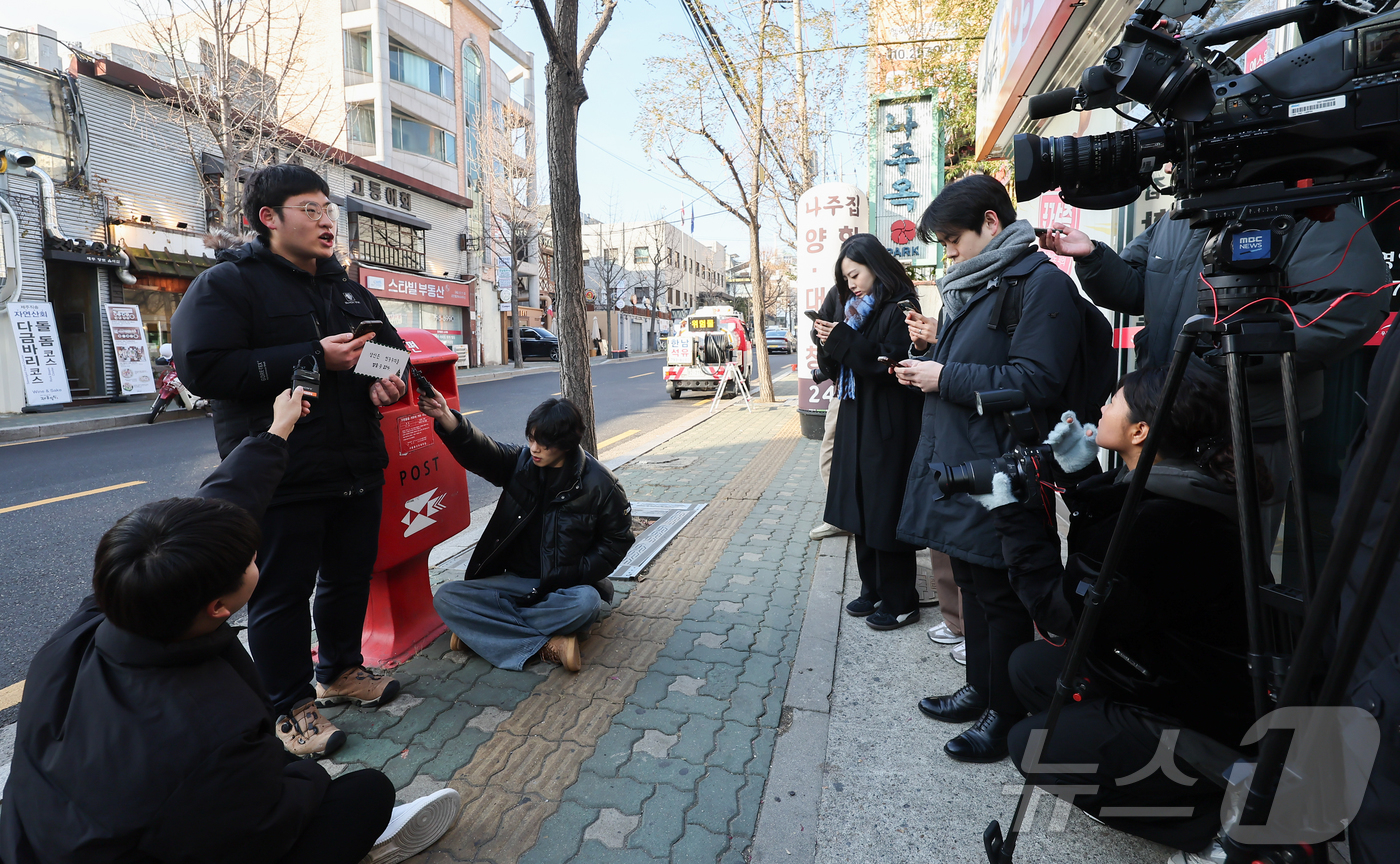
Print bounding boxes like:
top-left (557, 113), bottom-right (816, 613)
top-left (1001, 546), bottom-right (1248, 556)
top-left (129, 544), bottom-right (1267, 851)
top-left (7, 302), bottom-right (72, 406)
top-left (105, 304), bottom-right (156, 395)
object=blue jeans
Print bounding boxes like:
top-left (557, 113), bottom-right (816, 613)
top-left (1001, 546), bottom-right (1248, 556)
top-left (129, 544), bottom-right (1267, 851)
top-left (433, 574), bottom-right (605, 670)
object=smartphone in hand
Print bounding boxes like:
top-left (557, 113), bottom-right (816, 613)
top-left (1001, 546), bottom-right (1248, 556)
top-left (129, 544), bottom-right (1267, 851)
top-left (897, 300), bottom-right (918, 315)
top-left (877, 355), bottom-right (899, 368)
top-left (352, 319), bottom-right (383, 339)
top-left (804, 310), bottom-right (821, 322)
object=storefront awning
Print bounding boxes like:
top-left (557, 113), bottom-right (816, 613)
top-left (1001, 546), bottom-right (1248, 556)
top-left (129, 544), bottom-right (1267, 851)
top-left (346, 196), bottom-right (432, 231)
top-left (125, 245), bottom-right (218, 279)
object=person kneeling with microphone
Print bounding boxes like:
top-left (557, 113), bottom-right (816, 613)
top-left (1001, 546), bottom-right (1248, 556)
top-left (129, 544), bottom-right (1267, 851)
top-left (981, 366), bottom-right (1260, 862)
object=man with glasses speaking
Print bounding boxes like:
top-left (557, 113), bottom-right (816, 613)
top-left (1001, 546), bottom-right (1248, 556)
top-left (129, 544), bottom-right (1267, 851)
top-left (173, 165), bottom-right (410, 759)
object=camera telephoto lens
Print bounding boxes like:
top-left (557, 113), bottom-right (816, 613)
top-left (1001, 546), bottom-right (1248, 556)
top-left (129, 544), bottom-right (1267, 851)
top-left (1014, 127), bottom-right (1173, 210)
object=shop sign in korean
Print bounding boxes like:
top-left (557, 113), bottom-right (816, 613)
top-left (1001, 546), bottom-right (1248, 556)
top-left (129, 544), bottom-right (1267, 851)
top-left (796, 183), bottom-right (866, 413)
top-left (7, 303), bottom-right (71, 406)
top-left (360, 266), bottom-right (473, 306)
top-left (868, 94), bottom-right (942, 267)
top-left (105, 304), bottom-right (156, 395)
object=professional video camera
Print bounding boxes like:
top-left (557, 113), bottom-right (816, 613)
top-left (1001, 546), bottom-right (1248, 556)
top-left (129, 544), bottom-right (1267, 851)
top-left (929, 390), bottom-right (1055, 505)
top-left (1015, 0), bottom-right (1400, 303)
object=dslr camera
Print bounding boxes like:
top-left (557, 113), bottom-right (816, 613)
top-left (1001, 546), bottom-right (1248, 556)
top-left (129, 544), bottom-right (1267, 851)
top-left (929, 390), bottom-right (1056, 504)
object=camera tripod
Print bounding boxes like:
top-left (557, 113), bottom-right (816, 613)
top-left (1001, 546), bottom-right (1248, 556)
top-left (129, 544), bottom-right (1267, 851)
top-left (984, 222), bottom-right (1400, 863)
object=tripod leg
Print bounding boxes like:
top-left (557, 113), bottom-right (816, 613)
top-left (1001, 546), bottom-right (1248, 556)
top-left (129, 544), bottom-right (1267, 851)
top-left (1318, 471), bottom-right (1400, 705)
top-left (1236, 344), bottom-right (1400, 832)
top-left (985, 329), bottom-right (1198, 864)
top-left (1226, 352), bottom-right (1272, 721)
top-left (1280, 352), bottom-right (1318, 599)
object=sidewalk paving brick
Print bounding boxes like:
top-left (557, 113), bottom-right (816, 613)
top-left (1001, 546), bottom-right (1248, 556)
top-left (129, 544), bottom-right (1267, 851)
top-left (310, 388), bottom-right (824, 861)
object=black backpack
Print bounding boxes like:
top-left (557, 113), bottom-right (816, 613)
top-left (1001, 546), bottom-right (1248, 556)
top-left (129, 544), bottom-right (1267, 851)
top-left (986, 253), bottom-right (1117, 425)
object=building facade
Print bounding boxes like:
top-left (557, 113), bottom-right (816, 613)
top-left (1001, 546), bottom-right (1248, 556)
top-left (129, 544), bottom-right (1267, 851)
top-left (87, 0), bottom-right (537, 368)
top-left (0, 41), bottom-right (479, 413)
top-left (580, 219), bottom-right (726, 354)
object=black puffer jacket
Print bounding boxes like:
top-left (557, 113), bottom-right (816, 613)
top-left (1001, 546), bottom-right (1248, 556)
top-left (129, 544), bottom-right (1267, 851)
top-left (436, 412), bottom-right (634, 598)
top-left (1060, 461), bottom-right (1253, 746)
top-left (171, 239), bottom-right (406, 503)
top-left (0, 434), bottom-right (331, 863)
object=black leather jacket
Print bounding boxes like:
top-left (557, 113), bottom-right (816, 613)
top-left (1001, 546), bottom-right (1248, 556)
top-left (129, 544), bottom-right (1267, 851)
top-left (436, 411), bottom-right (634, 600)
top-left (172, 239), bottom-right (406, 503)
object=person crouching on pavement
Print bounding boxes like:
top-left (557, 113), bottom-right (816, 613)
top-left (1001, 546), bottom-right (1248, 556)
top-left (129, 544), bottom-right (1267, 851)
top-left (0, 389), bottom-right (462, 864)
top-left (416, 390), bottom-right (634, 672)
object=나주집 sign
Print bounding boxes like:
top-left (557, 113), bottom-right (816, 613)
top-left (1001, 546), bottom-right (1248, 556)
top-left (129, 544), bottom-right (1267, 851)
top-left (796, 183), bottom-right (867, 413)
top-left (7, 302), bottom-right (71, 406)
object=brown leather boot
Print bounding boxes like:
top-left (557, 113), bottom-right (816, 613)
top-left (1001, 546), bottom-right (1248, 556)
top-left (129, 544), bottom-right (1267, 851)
top-left (449, 631), bottom-right (466, 653)
top-left (539, 635), bottom-right (582, 672)
top-left (315, 665), bottom-right (401, 709)
top-left (276, 699), bottom-right (346, 759)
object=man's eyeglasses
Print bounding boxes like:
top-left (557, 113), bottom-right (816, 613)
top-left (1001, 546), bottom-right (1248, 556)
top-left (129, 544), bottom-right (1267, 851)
top-left (272, 202), bottom-right (340, 223)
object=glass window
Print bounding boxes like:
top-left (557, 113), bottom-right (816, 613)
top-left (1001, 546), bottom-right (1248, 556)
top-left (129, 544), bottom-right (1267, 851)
top-left (379, 298), bottom-right (415, 330)
top-left (634, 246), bottom-right (650, 265)
top-left (391, 113), bottom-right (457, 164)
top-left (389, 39), bottom-right (454, 100)
top-left (349, 213), bottom-right (426, 271)
top-left (344, 30), bottom-right (372, 73)
top-left (419, 302), bottom-right (463, 346)
top-left (462, 41), bottom-right (483, 188)
top-left (0, 62), bottom-right (74, 182)
top-left (348, 103), bottom-right (375, 144)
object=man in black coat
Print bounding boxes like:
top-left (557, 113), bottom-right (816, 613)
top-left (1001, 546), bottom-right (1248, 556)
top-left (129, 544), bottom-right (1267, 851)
top-left (1041, 198), bottom-right (1390, 561)
top-left (171, 165), bottom-right (409, 757)
top-left (417, 392), bottom-right (633, 673)
top-left (0, 390), bottom-right (456, 864)
top-left (895, 175), bottom-right (1089, 764)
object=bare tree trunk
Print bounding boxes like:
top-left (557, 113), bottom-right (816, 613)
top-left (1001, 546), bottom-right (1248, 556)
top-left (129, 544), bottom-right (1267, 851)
top-left (510, 261), bottom-right (523, 370)
top-left (542, 30), bottom-right (597, 454)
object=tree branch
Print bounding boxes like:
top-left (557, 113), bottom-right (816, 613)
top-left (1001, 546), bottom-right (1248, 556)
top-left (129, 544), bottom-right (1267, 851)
top-left (664, 152), bottom-right (748, 226)
top-left (577, 0), bottom-right (617, 72)
top-left (528, 0), bottom-right (565, 65)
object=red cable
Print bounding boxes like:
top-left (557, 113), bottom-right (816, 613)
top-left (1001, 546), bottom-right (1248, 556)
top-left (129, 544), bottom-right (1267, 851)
top-left (1197, 195), bottom-right (1400, 327)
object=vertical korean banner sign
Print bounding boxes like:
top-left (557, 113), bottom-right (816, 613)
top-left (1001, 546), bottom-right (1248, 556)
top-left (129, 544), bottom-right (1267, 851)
top-left (105, 304), bottom-right (156, 395)
top-left (869, 95), bottom-right (942, 268)
top-left (797, 184), bottom-right (867, 414)
top-left (7, 303), bottom-right (71, 406)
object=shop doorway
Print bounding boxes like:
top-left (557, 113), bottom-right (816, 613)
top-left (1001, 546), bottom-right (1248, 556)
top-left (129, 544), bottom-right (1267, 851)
top-left (46, 262), bottom-right (105, 399)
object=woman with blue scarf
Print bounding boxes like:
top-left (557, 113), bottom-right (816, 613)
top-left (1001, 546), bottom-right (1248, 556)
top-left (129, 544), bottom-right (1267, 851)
top-left (812, 234), bottom-right (926, 631)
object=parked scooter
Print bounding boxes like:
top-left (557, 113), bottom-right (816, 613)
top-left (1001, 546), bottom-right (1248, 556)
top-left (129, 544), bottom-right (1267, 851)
top-left (148, 343), bottom-right (207, 423)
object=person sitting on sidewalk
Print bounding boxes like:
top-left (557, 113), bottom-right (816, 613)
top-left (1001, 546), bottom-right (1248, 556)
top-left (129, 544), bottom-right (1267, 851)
top-left (0, 389), bottom-right (461, 864)
top-left (417, 390), bottom-right (634, 672)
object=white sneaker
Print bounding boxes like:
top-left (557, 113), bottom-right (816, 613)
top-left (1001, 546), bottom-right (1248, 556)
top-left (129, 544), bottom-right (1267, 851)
top-left (809, 521), bottom-right (848, 541)
top-left (362, 788), bottom-right (461, 864)
top-left (951, 642), bottom-right (967, 665)
top-left (927, 622), bottom-right (965, 645)
top-left (1166, 841), bottom-right (1226, 864)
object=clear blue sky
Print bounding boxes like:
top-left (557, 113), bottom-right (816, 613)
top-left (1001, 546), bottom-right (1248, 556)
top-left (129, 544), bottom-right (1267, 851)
top-left (52, 0), bottom-right (868, 258)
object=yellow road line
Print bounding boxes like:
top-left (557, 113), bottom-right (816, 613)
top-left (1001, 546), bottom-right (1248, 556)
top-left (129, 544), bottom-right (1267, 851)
top-left (462, 410), bottom-right (483, 416)
top-left (596, 429), bottom-right (641, 450)
top-left (628, 372), bottom-right (653, 379)
top-left (0, 436), bottom-right (68, 448)
top-left (0, 481), bottom-right (147, 515)
top-left (0, 679), bottom-right (23, 711)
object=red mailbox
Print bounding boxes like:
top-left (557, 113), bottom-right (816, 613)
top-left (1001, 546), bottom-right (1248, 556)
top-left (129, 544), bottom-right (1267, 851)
top-left (360, 329), bottom-right (471, 667)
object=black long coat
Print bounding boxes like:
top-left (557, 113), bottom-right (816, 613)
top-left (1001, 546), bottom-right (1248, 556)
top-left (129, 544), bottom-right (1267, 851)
top-left (896, 250), bottom-right (1084, 567)
top-left (816, 286), bottom-right (925, 551)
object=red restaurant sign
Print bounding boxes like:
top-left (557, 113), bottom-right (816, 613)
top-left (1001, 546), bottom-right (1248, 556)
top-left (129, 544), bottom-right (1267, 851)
top-left (359, 265), bottom-right (473, 306)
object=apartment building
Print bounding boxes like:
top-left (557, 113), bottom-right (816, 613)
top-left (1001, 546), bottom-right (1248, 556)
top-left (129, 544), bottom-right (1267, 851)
top-left (89, 0), bottom-right (537, 366)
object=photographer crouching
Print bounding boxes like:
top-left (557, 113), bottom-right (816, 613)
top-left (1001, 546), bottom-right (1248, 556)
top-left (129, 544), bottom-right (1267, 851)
top-left (992, 366), bottom-right (1262, 862)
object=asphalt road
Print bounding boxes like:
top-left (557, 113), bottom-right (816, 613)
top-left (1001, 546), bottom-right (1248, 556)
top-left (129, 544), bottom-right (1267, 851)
top-left (0, 351), bottom-right (794, 704)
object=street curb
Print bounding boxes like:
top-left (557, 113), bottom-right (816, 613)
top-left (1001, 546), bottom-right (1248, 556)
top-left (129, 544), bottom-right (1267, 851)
top-left (750, 534), bottom-right (849, 863)
top-left (0, 407), bottom-right (207, 443)
top-left (456, 352), bottom-right (664, 386)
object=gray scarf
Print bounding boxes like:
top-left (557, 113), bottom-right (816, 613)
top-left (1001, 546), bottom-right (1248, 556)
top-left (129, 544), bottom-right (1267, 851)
top-left (935, 219), bottom-right (1038, 319)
